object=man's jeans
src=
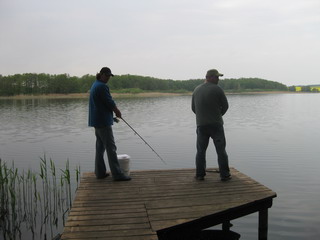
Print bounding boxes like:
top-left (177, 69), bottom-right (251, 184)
top-left (94, 126), bottom-right (124, 179)
top-left (196, 123), bottom-right (230, 179)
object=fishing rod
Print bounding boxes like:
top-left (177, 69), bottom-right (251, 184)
top-left (117, 117), bottom-right (166, 165)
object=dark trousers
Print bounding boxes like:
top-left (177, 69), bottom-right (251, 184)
top-left (94, 126), bottom-right (124, 179)
top-left (196, 123), bottom-right (230, 179)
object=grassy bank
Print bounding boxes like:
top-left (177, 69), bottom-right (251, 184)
top-left (0, 89), bottom-right (297, 100)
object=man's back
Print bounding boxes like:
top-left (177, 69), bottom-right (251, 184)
top-left (192, 82), bottom-right (228, 126)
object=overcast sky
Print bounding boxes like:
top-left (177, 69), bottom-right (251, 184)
top-left (1, 0), bottom-right (319, 85)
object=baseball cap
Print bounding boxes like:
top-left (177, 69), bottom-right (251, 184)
top-left (206, 69), bottom-right (223, 77)
top-left (100, 67), bottom-right (114, 77)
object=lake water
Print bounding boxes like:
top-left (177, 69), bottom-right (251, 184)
top-left (1, 93), bottom-right (320, 239)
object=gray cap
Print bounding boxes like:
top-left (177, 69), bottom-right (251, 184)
top-left (206, 69), bottom-right (223, 77)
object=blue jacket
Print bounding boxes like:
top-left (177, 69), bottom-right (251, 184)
top-left (88, 80), bottom-right (116, 127)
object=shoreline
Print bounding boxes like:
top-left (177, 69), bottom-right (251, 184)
top-left (0, 91), bottom-right (307, 100)
top-left (0, 92), bottom-right (191, 99)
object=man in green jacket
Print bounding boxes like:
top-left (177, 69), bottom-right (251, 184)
top-left (191, 69), bottom-right (231, 181)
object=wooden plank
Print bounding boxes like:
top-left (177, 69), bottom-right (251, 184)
top-left (63, 223), bottom-right (151, 232)
top-left (66, 212), bottom-right (148, 221)
top-left (64, 217), bottom-right (150, 227)
top-left (68, 207), bottom-right (146, 215)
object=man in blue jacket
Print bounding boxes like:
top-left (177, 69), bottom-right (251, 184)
top-left (89, 67), bottom-right (131, 181)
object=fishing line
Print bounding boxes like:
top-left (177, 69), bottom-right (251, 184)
top-left (116, 117), bottom-right (167, 165)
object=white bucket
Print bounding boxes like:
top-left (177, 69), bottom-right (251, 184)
top-left (117, 154), bottom-right (130, 176)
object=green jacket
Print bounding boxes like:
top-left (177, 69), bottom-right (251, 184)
top-left (191, 82), bottom-right (228, 126)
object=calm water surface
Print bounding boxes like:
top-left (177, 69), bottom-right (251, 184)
top-left (1, 93), bottom-right (320, 239)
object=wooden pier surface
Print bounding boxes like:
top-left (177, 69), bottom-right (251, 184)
top-left (61, 168), bottom-right (276, 240)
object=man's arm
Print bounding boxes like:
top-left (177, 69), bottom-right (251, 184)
top-left (191, 94), bottom-right (196, 113)
top-left (98, 85), bottom-right (116, 110)
top-left (220, 91), bottom-right (229, 116)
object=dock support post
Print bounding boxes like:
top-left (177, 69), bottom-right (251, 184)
top-left (258, 209), bottom-right (268, 240)
top-left (222, 221), bottom-right (232, 231)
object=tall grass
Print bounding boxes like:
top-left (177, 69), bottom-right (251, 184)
top-left (0, 157), bottom-right (80, 240)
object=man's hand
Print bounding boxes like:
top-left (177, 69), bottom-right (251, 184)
top-left (113, 106), bottom-right (122, 119)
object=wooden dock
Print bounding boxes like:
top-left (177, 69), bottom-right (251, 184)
top-left (61, 168), bottom-right (276, 240)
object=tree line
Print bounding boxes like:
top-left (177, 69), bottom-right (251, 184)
top-left (0, 73), bottom-right (289, 96)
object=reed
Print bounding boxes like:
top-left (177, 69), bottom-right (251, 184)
top-left (0, 157), bottom-right (80, 240)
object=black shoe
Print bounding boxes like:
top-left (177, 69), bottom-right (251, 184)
top-left (114, 176), bottom-right (131, 181)
top-left (195, 176), bottom-right (205, 181)
top-left (221, 175), bottom-right (232, 182)
top-left (97, 173), bottom-right (110, 179)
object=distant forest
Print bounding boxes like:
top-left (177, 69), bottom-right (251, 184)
top-left (0, 73), bottom-right (290, 96)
